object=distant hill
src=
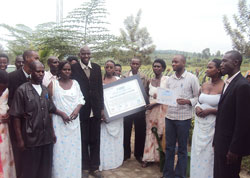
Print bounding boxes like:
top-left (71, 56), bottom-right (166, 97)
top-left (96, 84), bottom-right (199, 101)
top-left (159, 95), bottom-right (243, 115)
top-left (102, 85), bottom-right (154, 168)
top-left (151, 50), bottom-right (203, 60)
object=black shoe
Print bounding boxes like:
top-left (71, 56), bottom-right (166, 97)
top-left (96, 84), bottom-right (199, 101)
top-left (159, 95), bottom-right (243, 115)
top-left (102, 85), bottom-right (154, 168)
top-left (135, 156), bottom-right (143, 163)
top-left (89, 170), bottom-right (103, 178)
top-left (82, 170), bottom-right (89, 178)
top-left (124, 156), bottom-right (130, 161)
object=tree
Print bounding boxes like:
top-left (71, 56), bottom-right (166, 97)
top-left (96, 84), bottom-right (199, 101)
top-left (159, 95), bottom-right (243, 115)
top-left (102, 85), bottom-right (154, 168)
top-left (64, 0), bottom-right (117, 60)
top-left (120, 10), bottom-right (155, 64)
top-left (223, 0), bottom-right (250, 57)
top-left (0, 0), bottom-right (119, 63)
top-left (215, 50), bottom-right (222, 57)
top-left (202, 48), bottom-right (211, 59)
top-left (0, 24), bottom-right (34, 56)
top-left (0, 44), bottom-right (5, 53)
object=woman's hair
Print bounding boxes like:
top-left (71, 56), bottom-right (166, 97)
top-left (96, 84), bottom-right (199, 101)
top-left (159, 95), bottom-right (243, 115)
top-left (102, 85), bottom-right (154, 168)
top-left (153, 58), bottom-right (166, 70)
top-left (105, 60), bottom-right (115, 66)
top-left (104, 60), bottom-right (115, 79)
top-left (0, 70), bottom-right (8, 84)
top-left (66, 55), bottom-right (78, 63)
top-left (57, 60), bottom-right (71, 77)
top-left (211, 58), bottom-right (222, 69)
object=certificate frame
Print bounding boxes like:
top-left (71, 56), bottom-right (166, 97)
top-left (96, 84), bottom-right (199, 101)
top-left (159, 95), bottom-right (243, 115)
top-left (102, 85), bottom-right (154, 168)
top-left (103, 74), bottom-right (149, 122)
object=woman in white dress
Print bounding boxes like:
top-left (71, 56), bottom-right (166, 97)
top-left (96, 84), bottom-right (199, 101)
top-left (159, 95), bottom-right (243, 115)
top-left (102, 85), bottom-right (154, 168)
top-left (99, 60), bottom-right (124, 171)
top-left (48, 61), bottom-right (85, 178)
top-left (190, 59), bottom-right (224, 178)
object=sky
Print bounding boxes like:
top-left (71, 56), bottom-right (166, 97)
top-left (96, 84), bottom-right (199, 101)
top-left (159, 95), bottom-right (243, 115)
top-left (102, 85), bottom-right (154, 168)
top-left (0, 0), bottom-right (240, 54)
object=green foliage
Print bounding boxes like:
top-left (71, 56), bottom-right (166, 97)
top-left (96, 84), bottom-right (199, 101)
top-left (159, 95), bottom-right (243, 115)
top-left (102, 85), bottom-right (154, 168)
top-left (223, 0), bottom-right (250, 57)
top-left (0, 0), bottom-right (119, 63)
top-left (0, 44), bottom-right (5, 53)
top-left (119, 10), bottom-right (155, 65)
top-left (0, 24), bottom-right (34, 55)
top-left (63, 0), bottom-right (118, 60)
top-left (242, 156), bottom-right (250, 174)
top-left (202, 48), bottom-right (211, 59)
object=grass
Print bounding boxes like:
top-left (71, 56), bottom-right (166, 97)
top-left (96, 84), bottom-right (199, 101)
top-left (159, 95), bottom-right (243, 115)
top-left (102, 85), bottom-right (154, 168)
top-left (242, 156), bottom-right (250, 174)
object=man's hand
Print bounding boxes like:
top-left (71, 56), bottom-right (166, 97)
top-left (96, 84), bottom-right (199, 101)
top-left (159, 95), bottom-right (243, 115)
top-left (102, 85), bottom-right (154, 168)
top-left (17, 139), bottom-right (25, 151)
top-left (101, 109), bottom-right (106, 122)
top-left (52, 134), bottom-right (57, 144)
top-left (176, 98), bottom-right (191, 105)
top-left (226, 151), bottom-right (239, 165)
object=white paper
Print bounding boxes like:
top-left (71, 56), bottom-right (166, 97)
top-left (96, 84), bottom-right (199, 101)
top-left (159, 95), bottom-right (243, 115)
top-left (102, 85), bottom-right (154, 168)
top-left (157, 87), bottom-right (177, 107)
top-left (104, 79), bottom-right (146, 117)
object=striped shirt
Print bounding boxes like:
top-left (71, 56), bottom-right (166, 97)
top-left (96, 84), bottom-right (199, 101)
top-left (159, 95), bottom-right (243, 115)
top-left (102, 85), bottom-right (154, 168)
top-left (166, 70), bottom-right (200, 120)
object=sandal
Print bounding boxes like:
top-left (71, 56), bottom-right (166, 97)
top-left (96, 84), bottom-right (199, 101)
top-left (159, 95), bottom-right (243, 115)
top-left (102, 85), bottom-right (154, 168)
top-left (141, 161), bottom-right (149, 168)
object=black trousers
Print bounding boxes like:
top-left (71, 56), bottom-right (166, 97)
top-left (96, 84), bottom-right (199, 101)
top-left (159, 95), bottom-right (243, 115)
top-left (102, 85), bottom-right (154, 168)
top-left (81, 117), bottom-right (101, 171)
top-left (214, 150), bottom-right (242, 178)
top-left (19, 143), bottom-right (53, 178)
top-left (123, 111), bottom-right (146, 159)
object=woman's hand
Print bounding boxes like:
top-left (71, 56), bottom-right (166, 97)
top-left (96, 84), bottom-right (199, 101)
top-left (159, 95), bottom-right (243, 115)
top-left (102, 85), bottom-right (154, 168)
top-left (70, 109), bottom-right (79, 121)
top-left (196, 107), bottom-right (217, 118)
top-left (61, 112), bottom-right (70, 124)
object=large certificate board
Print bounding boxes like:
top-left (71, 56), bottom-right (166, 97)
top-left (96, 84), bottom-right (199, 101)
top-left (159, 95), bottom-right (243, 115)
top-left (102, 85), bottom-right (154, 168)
top-left (103, 75), bottom-right (149, 122)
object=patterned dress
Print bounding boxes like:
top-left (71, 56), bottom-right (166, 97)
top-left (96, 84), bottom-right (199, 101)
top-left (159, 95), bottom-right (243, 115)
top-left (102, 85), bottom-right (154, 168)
top-left (0, 89), bottom-right (16, 178)
top-left (190, 93), bottom-right (220, 178)
top-left (51, 80), bottom-right (85, 178)
top-left (142, 76), bottom-right (168, 162)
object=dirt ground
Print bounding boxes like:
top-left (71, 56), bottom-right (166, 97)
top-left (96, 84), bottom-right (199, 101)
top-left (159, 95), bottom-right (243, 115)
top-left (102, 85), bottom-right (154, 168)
top-left (89, 128), bottom-right (250, 178)
top-left (89, 156), bottom-right (250, 178)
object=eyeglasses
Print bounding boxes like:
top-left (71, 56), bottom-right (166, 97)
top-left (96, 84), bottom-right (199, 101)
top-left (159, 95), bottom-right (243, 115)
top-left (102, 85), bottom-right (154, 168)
top-left (105, 66), bottom-right (113, 69)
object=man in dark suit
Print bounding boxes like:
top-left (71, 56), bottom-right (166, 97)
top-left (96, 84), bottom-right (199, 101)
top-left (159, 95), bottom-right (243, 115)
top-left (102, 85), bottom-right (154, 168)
top-left (214, 50), bottom-right (250, 178)
top-left (8, 50), bottom-right (40, 178)
top-left (71, 46), bottom-right (104, 178)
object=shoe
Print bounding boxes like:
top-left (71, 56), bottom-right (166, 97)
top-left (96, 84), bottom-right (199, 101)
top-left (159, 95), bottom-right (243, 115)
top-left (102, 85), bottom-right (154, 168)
top-left (123, 156), bottom-right (130, 161)
top-left (135, 156), bottom-right (143, 164)
top-left (141, 161), bottom-right (149, 168)
top-left (82, 170), bottom-right (89, 178)
top-left (89, 170), bottom-right (103, 178)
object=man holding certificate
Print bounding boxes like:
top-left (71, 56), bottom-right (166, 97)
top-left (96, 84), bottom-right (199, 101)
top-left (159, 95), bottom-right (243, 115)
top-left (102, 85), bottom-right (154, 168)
top-left (162, 55), bottom-right (200, 178)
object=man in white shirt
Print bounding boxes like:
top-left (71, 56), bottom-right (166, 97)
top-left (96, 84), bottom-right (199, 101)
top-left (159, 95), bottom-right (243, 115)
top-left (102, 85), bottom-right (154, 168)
top-left (43, 56), bottom-right (59, 87)
top-left (162, 55), bottom-right (200, 178)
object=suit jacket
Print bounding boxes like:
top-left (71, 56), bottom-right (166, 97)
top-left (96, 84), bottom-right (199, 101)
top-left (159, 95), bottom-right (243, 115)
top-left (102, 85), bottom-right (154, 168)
top-left (8, 68), bottom-right (29, 106)
top-left (71, 62), bottom-right (104, 120)
top-left (214, 73), bottom-right (250, 156)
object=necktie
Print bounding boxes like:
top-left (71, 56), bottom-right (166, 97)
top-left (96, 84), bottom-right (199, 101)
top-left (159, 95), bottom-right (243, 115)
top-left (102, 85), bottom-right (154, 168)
top-left (27, 75), bottom-right (31, 81)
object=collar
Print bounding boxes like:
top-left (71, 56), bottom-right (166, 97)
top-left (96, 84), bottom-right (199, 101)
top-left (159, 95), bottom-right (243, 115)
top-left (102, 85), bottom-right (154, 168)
top-left (79, 60), bottom-right (92, 70)
top-left (225, 71), bottom-right (240, 85)
top-left (46, 71), bottom-right (57, 79)
top-left (22, 67), bottom-right (30, 78)
top-left (173, 70), bottom-right (187, 79)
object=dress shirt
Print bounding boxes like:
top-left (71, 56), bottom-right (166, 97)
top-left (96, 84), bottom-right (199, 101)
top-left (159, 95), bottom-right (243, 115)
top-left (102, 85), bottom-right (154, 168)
top-left (22, 67), bottom-right (30, 79)
top-left (166, 70), bottom-right (200, 120)
top-left (223, 71), bottom-right (240, 94)
top-left (79, 60), bottom-right (94, 117)
top-left (79, 60), bottom-right (92, 79)
top-left (43, 71), bottom-right (57, 87)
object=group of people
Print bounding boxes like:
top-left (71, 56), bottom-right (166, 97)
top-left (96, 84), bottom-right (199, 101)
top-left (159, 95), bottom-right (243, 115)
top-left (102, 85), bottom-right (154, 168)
top-left (0, 47), bottom-right (249, 178)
